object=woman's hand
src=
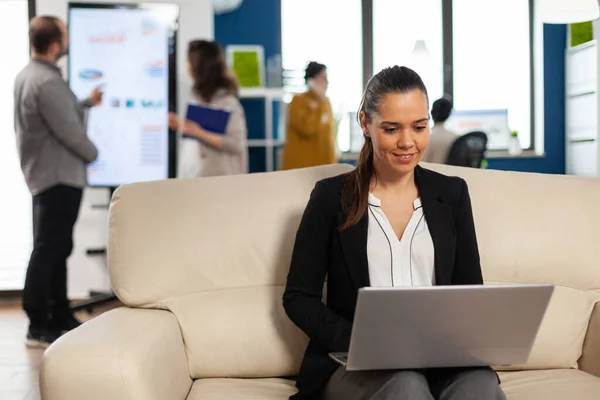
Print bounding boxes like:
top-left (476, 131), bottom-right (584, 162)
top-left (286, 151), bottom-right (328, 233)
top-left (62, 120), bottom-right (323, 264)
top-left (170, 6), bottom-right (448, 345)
top-left (168, 112), bottom-right (206, 139)
top-left (168, 112), bottom-right (180, 131)
top-left (168, 113), bottom-right (224, 149)
top-left (180, 120), bottom-right (205, 138)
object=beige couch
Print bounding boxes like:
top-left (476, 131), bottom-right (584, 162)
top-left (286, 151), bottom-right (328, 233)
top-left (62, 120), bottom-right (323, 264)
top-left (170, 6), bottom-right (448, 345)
top-left (40, 163), bottom-right (600, 399)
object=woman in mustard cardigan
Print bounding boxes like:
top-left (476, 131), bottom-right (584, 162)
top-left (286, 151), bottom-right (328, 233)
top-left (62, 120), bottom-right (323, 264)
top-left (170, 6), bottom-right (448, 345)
top-left (283, 62), bottom-right (337, 170)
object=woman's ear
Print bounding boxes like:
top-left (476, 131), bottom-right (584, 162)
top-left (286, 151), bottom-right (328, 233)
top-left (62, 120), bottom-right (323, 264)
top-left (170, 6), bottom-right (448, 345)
top-left (359, 111), bottom-right (369, 137)
top-left (186, 60), bottom-right (193, 77)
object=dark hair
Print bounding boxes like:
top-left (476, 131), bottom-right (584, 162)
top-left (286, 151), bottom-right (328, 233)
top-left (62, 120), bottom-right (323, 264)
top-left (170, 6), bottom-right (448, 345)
top-left (340, 66), bottom-right (428, 230)
top-left (188, 40), bottom-right (239, 102)
top-left (29, 16), bottom-right (63, 55)
top-left (304, 61), bottom-right (326, 82)
top-left (431, 97), bottom-right (453, 123)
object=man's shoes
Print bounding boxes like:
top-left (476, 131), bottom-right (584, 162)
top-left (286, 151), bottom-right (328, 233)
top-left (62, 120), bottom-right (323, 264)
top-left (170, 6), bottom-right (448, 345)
top-left (53, 314), bottom-right (82, 333)
top-left (25, 325), bottom-right (62, 349)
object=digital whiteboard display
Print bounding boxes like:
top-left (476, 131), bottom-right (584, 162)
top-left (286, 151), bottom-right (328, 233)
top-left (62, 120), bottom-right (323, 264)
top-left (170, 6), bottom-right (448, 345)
top-left (68, 3), bottom-right (178, 187)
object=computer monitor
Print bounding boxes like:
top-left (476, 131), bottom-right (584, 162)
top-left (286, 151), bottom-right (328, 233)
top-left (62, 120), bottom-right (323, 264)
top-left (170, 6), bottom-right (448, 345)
top-left (444, 109), bottom-right (511, 151)
top-left (68, 2), bottom-right (179, 188)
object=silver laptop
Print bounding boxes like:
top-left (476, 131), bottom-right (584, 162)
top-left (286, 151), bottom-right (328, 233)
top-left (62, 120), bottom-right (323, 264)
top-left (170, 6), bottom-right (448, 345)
top-left (330, 284), bottom-right (554, 371)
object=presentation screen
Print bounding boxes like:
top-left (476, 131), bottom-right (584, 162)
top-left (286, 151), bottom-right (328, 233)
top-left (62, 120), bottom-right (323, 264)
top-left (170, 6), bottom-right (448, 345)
top-left (68, 2), bottom-right (178, 187)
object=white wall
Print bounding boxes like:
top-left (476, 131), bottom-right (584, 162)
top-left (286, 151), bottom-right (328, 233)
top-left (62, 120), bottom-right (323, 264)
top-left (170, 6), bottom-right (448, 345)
top-left (0, 0), bottom-right (32, 290)
top-left (36, 0), bottom-right (213, 297)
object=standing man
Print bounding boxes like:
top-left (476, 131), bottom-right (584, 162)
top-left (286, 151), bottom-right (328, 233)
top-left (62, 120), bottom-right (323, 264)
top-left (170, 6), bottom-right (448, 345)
top-left (14, 16), bottom-right (102, 348)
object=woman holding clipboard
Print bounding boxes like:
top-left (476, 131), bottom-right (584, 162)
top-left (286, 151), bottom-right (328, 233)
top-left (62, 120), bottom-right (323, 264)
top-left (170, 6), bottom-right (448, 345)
top-left (168, 40), bottom-right (248, 178)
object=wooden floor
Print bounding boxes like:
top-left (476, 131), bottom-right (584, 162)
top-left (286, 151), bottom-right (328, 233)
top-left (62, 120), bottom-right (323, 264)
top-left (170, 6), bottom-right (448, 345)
top-left (0, 301), bottom-right (118, 400)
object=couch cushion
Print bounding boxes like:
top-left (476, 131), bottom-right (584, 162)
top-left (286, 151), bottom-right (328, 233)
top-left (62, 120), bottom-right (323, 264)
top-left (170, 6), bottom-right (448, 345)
top-left (492, 285), bottom-right (597, 370)
top-left (499, 369), bottom-right (600, 399)
top-left (187, 378), bottom-right (296, 400)
top-left (167, 282), bottom-right (597, 378)
top-left (165, 286), bottom-right (308, 379)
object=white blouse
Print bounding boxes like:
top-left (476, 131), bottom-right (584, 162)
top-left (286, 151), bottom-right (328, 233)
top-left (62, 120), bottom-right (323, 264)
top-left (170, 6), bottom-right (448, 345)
top-left (366, 193), bottom-right (435, 287)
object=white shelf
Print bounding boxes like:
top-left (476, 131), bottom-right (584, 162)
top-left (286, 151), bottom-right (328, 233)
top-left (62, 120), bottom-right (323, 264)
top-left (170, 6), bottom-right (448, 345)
top-left (247, 139), bottom-right (285, 147)
top-left (238, 88), bottom-right (293, 171)
top-left (565, 23), bottom-right (600, 177)
top-left (239, 87), bottom-right (287, 99)
top-left (566, 40), bottom-right (598, 97)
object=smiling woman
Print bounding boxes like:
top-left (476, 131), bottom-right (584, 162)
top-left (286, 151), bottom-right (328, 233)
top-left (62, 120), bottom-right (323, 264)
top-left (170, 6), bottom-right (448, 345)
top-left (282, 66), bottom-right (505, 399)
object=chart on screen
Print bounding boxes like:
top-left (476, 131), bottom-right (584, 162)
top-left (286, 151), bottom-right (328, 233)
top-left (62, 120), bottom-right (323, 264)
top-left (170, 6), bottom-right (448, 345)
top-left (69, 3), bottom-right (178, 187)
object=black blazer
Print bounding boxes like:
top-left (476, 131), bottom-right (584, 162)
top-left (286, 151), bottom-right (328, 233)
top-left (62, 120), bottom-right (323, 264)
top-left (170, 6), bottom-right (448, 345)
top-left (282, 166), bottom-right (484, 399)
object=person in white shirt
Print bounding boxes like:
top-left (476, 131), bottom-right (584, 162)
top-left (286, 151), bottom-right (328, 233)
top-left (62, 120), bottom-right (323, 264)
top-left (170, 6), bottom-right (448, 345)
top-left (421, 97), bottom-right (458, 164)
top-left (283, 66), bottom-right (504, 400)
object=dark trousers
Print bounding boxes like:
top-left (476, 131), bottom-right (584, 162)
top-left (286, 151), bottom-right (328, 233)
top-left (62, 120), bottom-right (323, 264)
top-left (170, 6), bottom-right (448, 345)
top-left (322, 367), bottom-right (505, 400)
top-left (22, 185), bottom-right (83, 328)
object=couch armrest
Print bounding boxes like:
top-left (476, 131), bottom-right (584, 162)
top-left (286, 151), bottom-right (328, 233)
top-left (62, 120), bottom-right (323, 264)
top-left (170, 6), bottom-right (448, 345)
top-left (41, 308), bottom-right (193, 400)
top-left (580, 302), bottom-right (600, 378)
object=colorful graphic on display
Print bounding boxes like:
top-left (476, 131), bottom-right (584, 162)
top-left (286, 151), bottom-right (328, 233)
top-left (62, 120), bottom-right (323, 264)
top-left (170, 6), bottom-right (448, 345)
top-left (79, 69), bottom-right (103, 80)
top-left (110, 98), bottom-right (120, 107)
top-left (142, 18), bottom-right (158, 35)
top-left (145, 60), bottom-right (165, 77)
top-left (89, 32), bottom-right (125, 43)
top-left (125, 99), bottom-right (135, 108)
top-left (141, 99), bottom-right (164, 108)
top-left (142, 124), bottom-right (162, 132)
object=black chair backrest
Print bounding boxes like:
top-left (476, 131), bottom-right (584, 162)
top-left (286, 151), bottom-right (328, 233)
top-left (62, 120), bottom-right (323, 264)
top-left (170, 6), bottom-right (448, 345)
top-left (445, 131), bottom-right (488, 168)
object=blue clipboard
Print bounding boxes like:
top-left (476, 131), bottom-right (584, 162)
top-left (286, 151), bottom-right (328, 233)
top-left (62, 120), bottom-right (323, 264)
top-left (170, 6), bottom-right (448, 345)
top-left (184, 104), bottom-right (231, 137)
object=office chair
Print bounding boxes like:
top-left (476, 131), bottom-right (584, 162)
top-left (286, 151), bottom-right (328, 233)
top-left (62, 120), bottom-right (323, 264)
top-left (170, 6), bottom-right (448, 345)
top-left (445, 131), bottom-right (488, 168)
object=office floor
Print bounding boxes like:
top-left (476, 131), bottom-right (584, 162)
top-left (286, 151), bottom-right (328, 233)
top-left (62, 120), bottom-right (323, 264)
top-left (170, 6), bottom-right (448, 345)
top-left (0, 301), bottom-right (119, 400)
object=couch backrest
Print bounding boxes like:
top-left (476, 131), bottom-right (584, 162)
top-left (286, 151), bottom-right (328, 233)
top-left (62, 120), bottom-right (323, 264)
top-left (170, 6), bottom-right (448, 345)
top-left (108, 163), bottom-right (600, 378)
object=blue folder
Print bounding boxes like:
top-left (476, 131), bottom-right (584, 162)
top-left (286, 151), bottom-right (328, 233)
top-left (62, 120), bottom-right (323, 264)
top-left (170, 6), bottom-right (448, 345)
top-left (184, 104), bottom-right (231, 137)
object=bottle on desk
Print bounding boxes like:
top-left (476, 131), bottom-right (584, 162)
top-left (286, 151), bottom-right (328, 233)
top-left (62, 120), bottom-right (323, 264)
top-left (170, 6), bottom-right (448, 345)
top-left (508, 130), bottom-right (523, 156)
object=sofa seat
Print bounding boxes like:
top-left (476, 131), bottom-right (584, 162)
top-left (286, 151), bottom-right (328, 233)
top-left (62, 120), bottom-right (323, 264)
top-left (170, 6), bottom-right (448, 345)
top-left (499, 369), bottom-right (600, 399)
top-left (187, 370), bottom-right (600, 399)
top-left (188, 378), bottom-right (296, 399)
